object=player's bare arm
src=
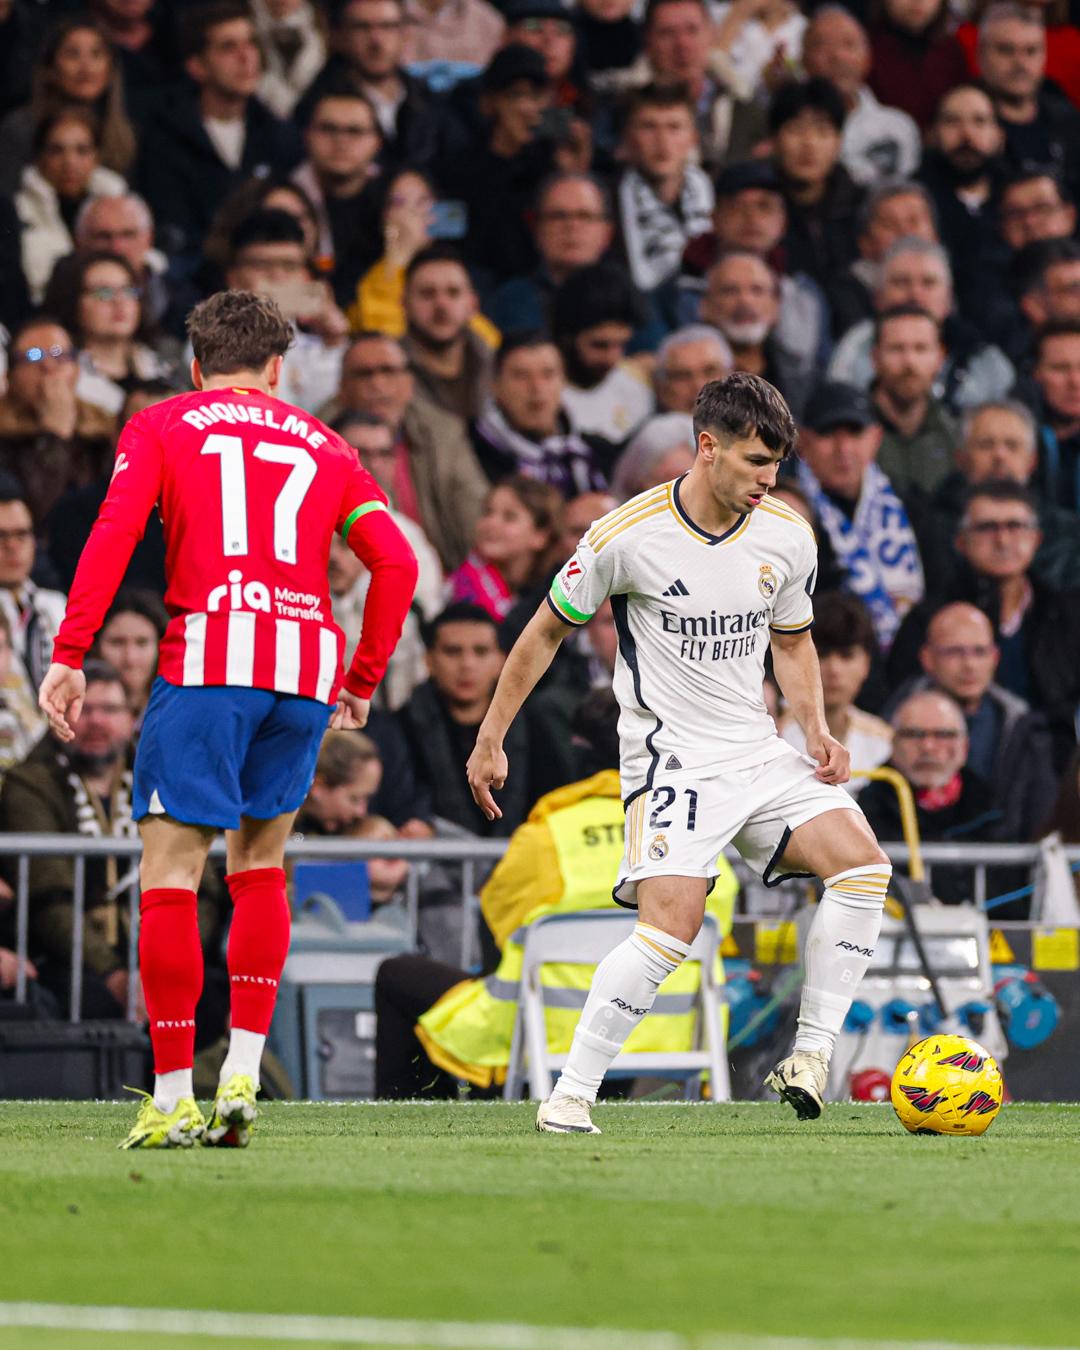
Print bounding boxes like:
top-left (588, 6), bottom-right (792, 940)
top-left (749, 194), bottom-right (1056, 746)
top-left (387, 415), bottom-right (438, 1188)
top-left (38, 664), bottom-right (87, 742)
top-left (769, 627), bottom-right (850, 785)
top-left (467, 604), bottom-right (569, 820)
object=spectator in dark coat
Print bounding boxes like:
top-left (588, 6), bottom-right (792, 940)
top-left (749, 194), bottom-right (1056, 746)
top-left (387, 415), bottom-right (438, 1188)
top-left (888, 601), bottom-right (1059, 841)
top-left (299, 0), bottom-right (443, 171)
top-left (858, 688), bottom-right (1008, 906)
top-left (136, 2), bottom-right (302, 265)
top-left (1029, 320), bottom-right (1080, 515)
top-left (867, 0), bottom-right (969, 133)
top-left (769, 78), bottom-right (865, 313)
top-left (889, 479), bottom-right (1080, 769)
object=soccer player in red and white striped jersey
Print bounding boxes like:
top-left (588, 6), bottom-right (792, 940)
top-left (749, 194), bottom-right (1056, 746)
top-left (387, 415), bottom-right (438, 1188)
top-left (39, 291), bottom-right (418, 1149)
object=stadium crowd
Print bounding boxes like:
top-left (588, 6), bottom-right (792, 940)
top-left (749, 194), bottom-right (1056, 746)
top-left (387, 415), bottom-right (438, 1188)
top-left (4, 0), bottom-right (1080, 1019)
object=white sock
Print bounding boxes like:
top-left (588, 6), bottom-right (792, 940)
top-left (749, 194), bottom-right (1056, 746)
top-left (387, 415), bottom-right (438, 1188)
top-left (553, 923), bottom-right (692, 1104)
top-left (794, 864), bottom-right (891, 1057)
top-left (154, 1068), bottom-right (193, 1114)
top-left (219, 1028), bottom-right (266, 1087)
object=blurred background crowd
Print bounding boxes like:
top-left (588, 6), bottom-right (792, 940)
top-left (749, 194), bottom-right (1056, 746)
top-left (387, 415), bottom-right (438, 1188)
top-left (3, 0), bottom-right (1080, 1019)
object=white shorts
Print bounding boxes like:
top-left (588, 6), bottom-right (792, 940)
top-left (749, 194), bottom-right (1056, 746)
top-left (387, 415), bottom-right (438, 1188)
top-left (614, 742), bottom-right (863, 907)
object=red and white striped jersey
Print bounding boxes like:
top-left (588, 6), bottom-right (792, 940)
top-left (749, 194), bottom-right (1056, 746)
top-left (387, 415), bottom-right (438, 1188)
top-left (53, 386), bottom-right (418, 703)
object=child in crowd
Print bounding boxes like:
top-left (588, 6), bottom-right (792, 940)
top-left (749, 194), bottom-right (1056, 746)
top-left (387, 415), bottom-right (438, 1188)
top-left (448, 476), bottom-right (561, 622)
top-left (354, 815), bottom-right (410, 908)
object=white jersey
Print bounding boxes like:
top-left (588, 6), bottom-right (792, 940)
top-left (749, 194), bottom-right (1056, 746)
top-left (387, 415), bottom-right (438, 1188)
top-left (548, 477), bottom-right (818, 798)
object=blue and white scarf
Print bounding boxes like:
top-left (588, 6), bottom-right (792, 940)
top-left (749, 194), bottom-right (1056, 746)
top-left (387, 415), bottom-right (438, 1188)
top-left (796, 461), bottom-right (924, 650)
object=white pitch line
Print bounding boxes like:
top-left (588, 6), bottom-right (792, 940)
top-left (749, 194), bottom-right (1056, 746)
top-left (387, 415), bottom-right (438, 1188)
top-left (0, 1304), bottom-right (1074, 1350)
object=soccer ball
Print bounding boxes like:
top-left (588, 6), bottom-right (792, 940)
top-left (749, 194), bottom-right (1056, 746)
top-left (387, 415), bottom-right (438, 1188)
top-left (890, 1034), bottom-right (1004, 1136)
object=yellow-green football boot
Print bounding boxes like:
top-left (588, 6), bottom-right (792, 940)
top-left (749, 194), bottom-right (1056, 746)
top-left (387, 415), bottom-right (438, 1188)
top-left (118, 1092), bottom-right (206, 1149)
top-left (203, 1073), bottom-right (259, 1148)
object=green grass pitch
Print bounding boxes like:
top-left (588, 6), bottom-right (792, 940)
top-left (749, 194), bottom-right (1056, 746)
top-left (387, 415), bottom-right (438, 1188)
top-left (1, 1101), bottom-right (1078, 1350)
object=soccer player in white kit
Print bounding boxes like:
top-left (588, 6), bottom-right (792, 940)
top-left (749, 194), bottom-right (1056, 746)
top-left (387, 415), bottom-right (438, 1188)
top-left (467, 373), bottom-right (891, 1133)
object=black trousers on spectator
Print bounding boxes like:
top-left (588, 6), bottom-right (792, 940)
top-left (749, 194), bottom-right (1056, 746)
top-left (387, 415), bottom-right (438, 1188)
top-left (375, 954), bottom-right (470, 1099)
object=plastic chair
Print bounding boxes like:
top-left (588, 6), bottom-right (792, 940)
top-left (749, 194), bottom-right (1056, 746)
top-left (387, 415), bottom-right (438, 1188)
top-left (503, 910), bottom-right (729, 1102)
top-left (292, 862), bottom-right (372, 923)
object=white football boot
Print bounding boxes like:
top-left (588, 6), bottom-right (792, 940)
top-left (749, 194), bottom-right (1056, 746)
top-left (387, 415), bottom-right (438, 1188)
top-left (536, 1094), bottom-right (602, 1135)
top-left (765, 1049), bottom-right (830, 1120)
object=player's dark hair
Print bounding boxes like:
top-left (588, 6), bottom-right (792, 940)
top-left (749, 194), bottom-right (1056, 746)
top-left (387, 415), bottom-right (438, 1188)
top-left (314, 730), bottom-right (380, 787)
top-left (422, 602), bottom-right (498, 649)
top-left (811, 592), bottom-right (877, 661)
top-left (692, 372), bottom-right (797, 458)
top-left (494, 330), bottom-right (558, 373)
top-left (229, 208), bottom-right (307, 260)
top-left (873, 303), bottom-right (941, 345)
top-left (82, 657), bottom-right (127, 693)
top-left (768, 77), bottom-right (846, 136)
top-left (1034, 318), bottom-right (1080, 359)
top-left (961, 477), bottom-right (1039, 519)
top-left (404, 243), bottom-right (471, 287)
top-left (180, 1), bottom-right (254, 61)
top-left (102, 588), bottom-right (169, 642)
top-left (187, 289), bottom-right (293, 376)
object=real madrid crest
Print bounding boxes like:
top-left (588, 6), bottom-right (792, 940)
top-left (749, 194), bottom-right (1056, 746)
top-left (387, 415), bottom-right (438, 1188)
top-left (758, 563), bottom-right (777, 599)
top-left (648, 833), bottom-right (669, 861)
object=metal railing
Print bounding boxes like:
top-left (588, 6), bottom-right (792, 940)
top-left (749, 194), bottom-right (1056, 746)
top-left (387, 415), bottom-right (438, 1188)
top-left (1, 834), bottom-right (1077, 1022)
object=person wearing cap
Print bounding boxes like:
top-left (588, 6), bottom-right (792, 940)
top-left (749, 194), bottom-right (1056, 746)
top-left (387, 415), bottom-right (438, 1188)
top-left (769, 77), bottom-right (865, 307)
top-left (435, 44), bottom-right (566, 286)
top-left (793, 380), bottom-right (928, 651)
top-left (552, 261), bottom-right (653, 448)
top-left (504, 0), bottom-right (585, 114)
top-left (679, 157), bottom-right (830, 377)
top-left (298, 0), bottom-right (443, 171)
top-left (801, 6), bottom-right (920, 188)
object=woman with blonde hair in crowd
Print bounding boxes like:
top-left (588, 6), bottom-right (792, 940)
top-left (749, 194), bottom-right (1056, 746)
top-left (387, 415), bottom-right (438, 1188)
top-left (0, 16), bottom-right (136, 195)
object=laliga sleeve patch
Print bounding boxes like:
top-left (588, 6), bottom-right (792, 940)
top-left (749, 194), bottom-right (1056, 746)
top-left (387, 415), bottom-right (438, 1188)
top-left (560, 553), bottom-right (586, 598)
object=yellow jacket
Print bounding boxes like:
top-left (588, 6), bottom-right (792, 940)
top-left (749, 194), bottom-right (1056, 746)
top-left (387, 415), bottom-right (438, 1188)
top-left (415, 770), bottom-right (737, 1088)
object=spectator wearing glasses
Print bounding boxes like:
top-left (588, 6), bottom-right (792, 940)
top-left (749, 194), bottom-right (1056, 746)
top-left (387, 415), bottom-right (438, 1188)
top-left (488, 173), bottom-right (616, 339)
top-left (0, 479), bottom-right (65, 720)
top-left (998, 168), bottom-right (1076, 255)
top-left (328, 331), bottom-right (488, 570)
top-left (931, 398), bottom-right (1080, 592)
top-left (41, 252), bottom-right (175, 418)
top-left (301, 0), bottom-right (442, 171)
top-left (291, 87), bottom-right (385, 306)
top-left (888, 601), bottom-right (1057, 842)
top-left (223, 208), bottom-right (350, 413)
top-left (74, 194), bottom-right (178, 339)
top-left (858, 688), bottom-right (1007, 906)
top-left (890, 480), bottom-right (1080, 768)
top-left (0, 319), bottom-right (114, 526)
top-left (15, 107), bottom-right (128, 305)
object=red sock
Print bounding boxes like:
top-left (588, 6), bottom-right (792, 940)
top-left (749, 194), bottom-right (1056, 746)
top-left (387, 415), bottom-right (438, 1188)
top-left (225, 867), bottom-right (291, 1035)
top-left (139, 888), bottom-right (203, 1075)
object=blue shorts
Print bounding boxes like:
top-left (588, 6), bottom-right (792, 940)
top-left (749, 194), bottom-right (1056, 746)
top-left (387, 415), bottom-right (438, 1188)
top-left (133, 678), bottom-right (331, 830)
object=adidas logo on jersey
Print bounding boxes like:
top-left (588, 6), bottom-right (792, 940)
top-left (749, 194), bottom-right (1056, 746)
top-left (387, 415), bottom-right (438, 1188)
top-left (662, 579), bottom-right (690, 597)
top-left (665, 755), bottom-right (682, 770)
